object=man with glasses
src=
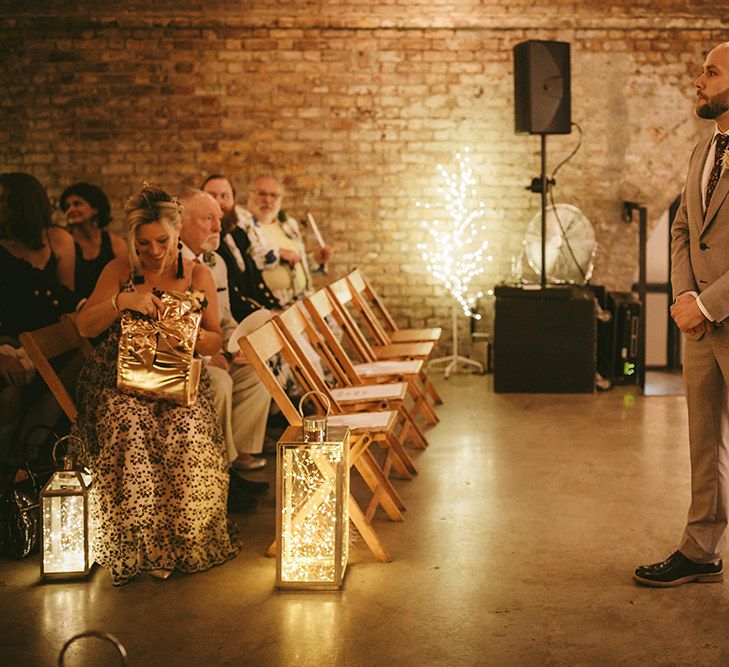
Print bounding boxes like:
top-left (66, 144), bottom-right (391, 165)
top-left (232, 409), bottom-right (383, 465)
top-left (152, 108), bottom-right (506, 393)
top-left (242, 175), bottom-right (333, 307)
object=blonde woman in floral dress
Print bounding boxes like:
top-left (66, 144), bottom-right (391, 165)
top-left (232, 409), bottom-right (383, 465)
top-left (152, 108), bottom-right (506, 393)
top-left (73, 185), bottom-right (237, 586)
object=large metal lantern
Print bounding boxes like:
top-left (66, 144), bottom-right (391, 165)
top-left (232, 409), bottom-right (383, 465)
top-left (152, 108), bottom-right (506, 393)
top-left (40, 436), bottom-right (94, 579)
top-left (276, 392), bottom-right (350, 590)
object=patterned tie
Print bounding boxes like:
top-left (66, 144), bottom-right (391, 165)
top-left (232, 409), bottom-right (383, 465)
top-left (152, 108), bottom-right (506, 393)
top-left (706, 133), bottom-right (729, 210)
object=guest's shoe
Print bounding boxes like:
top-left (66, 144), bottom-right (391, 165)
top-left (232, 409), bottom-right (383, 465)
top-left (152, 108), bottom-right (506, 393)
top-left (232, 454), bottom-right (267, 471)
top-left (228, 485), bottom-right (258, 513)
top-left (634, 550), bottom-right (723, 587)
top-left (229, 470), bottom-right (270, 495)
top-left (148, 569), bottom-right (172, 580)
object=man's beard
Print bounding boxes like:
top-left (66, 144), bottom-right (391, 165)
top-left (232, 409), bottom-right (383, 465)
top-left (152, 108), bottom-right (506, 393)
top-left (696, 86), bottom-right (729, 120)
top-left (220, 207), bottom-right (238, 235)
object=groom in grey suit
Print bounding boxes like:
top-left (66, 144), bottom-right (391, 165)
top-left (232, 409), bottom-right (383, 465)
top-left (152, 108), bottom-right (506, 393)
top-left (635, 42), bottom-right (729, 587)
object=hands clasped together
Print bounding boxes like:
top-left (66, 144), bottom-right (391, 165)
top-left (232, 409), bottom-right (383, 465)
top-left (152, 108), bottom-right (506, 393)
top-left (671, 292), bottom-right (714, 339)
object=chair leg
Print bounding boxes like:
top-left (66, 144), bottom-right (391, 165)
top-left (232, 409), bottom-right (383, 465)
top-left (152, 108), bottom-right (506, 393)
top-left (349, 497), bottom-right (391, 563)
top-left (406, 377), bottom-right (439, 425)
top-left (386, 433), bottom-right (417, 476)
top-left (352, 450), bottom-right (405, 519)
top-left (397, 406), bottom-right (428, 450)
top-left (420, 370), bottom-right (443, 405)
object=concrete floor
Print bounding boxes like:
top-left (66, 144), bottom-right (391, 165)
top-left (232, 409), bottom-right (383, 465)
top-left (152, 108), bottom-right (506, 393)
top-left (2, 373), bottom-right (729, 665)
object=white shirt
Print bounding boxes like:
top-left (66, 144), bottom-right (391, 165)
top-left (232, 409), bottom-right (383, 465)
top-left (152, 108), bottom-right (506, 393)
top-left (180, 243), bottom-right (238, 344)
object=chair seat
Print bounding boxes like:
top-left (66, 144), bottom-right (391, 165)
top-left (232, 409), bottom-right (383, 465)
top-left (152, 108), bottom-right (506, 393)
top-left (373, 341), bottom-right (434, 360)
top-left (388, 327), bottom-right (442, 343)
top-left (354, 360), bottom-right (424, 376)
top-left (328, 411), bottom-right (397, 432)
top-left (331, 383), bottom-right (407, 403)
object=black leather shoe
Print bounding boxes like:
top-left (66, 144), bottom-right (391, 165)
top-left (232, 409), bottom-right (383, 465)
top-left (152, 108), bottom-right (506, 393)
top-left (634, 550), bottom-right (723, 587)
top-left (229, 470), bottom-right (269, 495)
top-left (227, 485), bottom-right (258, 513)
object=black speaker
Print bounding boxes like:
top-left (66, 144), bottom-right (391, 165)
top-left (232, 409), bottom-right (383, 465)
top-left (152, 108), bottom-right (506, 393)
top-left (514, 40), bottom-right (571, 135)
top-left (597, 291), bottom-right (641, 385)
top-left (493, 286), bottom-right (595, 393)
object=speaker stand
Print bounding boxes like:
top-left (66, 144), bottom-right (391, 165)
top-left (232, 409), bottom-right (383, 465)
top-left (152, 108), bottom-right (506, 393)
top-left (528, 133), bottom-right (555, 289)
top-left (428, 304), bottom-right (484, 379)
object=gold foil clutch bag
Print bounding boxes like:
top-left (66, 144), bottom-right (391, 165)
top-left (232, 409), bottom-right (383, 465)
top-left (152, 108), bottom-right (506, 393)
top-left (117, 290), bottom-right (203, 406)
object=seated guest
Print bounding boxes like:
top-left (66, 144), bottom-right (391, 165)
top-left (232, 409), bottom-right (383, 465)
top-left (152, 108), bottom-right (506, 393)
top-left (178, 188), bottom-right (272, 479)
top-left (73, 184), bottom-right (237, 585)
top-left (60, 182), bottom-right (127, 299)
top-left (201, 174), bottom-right (281, 320)
top-left (242, 174), bottom-right (334, 307)
top-left (0, 172), bottom-right (79, 464)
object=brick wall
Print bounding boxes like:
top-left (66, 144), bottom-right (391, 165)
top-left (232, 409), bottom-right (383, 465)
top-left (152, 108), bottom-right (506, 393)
top-left (1, 2), bottom-right (727, 351)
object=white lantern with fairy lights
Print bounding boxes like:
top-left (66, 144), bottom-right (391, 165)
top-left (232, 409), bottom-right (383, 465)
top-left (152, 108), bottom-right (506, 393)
top-left (40, 435), bottom-right (94, 579)
top-left (276, 392), bottom-right (350, 590)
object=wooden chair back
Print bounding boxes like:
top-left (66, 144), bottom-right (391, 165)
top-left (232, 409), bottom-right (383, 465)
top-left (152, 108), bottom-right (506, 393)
top-left (302, 290), bottom-right (367, 384)
top-left (323, 281), bottom-right (379, 362)
top-left (237, 320), bottom-right (330, 425)
top-left (276, 304), bottom-right (350, 387)
top-left (18, 314), bottom-right (95, 421)
top-left (348, 268), bottom-right (399, 332)
top-left (336, 275), bottom-right (392, 346)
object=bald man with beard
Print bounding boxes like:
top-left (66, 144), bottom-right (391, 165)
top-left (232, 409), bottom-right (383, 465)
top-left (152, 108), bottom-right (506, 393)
top-left (635, 43), bottom-right (729, 586)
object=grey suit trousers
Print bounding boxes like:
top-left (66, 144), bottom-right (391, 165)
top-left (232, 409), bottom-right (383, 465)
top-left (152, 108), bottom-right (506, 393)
top-left (680, 329), bottom-right (729, 562)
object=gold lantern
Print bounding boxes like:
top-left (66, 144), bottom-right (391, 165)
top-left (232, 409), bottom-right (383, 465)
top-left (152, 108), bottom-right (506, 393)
top-left (276, 392), bottom-right (350, 590)
top-left (40, 436), bottom-right (94, 579)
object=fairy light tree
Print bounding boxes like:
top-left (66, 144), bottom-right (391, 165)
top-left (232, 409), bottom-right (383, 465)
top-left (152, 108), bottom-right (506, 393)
top-left (416, 146), bottom-right (493, 377)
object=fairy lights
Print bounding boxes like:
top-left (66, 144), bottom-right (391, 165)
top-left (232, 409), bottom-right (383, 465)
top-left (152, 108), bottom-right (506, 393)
top-left (40, 468), bottom-right (94, 579)
top-left (416, 146), bottom-right (492, 318)
top-left (276, 426), bottom-right (350, 589)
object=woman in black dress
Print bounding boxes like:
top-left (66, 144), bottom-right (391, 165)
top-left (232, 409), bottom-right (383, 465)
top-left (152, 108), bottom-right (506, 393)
top-left (0, 172), bottom-right (79, 463)
top-left (60, 182), bottom-right (127, 299)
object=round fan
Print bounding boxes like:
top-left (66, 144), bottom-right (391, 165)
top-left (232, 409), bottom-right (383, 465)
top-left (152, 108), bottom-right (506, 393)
top-left (523, 203), bottom-right (596, 284)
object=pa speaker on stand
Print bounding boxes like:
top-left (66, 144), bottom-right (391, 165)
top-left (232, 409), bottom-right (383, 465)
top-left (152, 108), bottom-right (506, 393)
top-left (514, 40), bottom-right (571, 135)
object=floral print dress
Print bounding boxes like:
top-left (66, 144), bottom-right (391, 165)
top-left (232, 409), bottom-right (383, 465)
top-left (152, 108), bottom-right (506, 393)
top-left (72, 290), bottom-right (238, 585)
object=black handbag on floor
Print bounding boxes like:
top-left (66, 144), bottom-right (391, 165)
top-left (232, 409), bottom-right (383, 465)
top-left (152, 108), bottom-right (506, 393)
top-left (0, 474), bottom-right (40, 559)
top-left (0, 425), bottom-right (59, 560)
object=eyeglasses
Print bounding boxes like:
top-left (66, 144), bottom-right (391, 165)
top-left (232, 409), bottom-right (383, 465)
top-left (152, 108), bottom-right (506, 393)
top-left (255, 190), bottom-right (282, 200)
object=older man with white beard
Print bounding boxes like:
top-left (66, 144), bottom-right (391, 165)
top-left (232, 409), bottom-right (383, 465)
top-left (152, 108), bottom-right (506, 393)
top-left (203, 174), bottom-right (333, 308)
top-left (178, 189), bottom-right (272, 508)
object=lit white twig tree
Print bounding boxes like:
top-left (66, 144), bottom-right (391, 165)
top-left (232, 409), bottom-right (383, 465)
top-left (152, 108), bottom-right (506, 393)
top-left (416, 146), bottom-right (493, 378)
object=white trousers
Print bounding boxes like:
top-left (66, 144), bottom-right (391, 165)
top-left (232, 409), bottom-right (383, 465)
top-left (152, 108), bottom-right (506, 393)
top-left (207, 363), bottom-right (271, 464)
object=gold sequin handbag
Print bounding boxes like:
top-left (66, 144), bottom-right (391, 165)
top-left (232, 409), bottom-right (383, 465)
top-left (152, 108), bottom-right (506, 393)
top-left (117, 290), bottom-right (203, 406)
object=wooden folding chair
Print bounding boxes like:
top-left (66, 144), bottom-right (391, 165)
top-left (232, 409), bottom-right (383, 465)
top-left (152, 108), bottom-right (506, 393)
top-left (18, 314), bottom-right (95, 421)
top-left (303, 289), bottom-right (442, 422)
top-left (275, 306), bottom-right (428, 450)
top-left (327, 277), bottom-right (435, 362)
top-left (238, 320), bottom-right (415, 562)
top-left (325, 279), bottom-right (443, 407)
top-left (348, 268), bottom-right (442, 343)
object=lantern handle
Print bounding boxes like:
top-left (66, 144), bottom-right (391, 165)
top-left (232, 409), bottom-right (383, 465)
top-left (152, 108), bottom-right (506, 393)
top-left (51, 435), bottom-right (87, 468)
top-left (20, 424), bottom-right (59, 493)
top-left (58, 630), bottom-right (128, 666)
top-left (297, 390), bottom-right (331, 418)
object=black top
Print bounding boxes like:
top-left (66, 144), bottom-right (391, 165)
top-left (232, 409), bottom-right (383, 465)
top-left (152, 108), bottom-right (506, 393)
top-left (0, 244), bottom-right (80, 340)
top-left (217, 228), bottom-right (281, 321)
top-left (74, 230), bottom-right (115, 299)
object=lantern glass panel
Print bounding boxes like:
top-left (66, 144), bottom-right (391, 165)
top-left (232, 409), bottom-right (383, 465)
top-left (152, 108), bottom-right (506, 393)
top-left (41, 471), bottom-right (93, 576)
top-left (278, 425), bottom-right (349, 588)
